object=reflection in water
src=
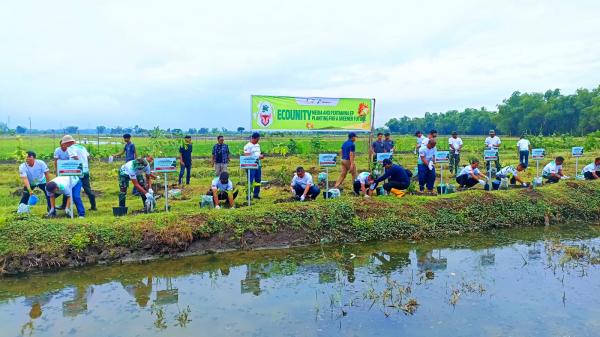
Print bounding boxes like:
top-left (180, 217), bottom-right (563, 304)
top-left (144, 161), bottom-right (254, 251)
top-left (2, 224), bottom-right (600, 337)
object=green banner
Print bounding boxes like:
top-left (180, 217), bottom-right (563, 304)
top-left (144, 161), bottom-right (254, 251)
top-left (251, 95), bottom-right (374, 131)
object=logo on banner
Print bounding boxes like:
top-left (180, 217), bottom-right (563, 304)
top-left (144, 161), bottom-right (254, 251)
top-left (256, 101), bottom-right (274, 128)
top-left (358, 102), bottom-right (369, 117)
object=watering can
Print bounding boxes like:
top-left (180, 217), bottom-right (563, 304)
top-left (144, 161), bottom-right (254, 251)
top-left (28, 194), bottom-right (39, 206)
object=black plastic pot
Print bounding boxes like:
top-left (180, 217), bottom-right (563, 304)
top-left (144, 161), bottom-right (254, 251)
top-left (113, 206), bottom-right (128, 216)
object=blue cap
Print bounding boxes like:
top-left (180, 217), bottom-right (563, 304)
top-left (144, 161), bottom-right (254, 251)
top-left (251, 132), bottom-right (260, 139)
top-left (348, 132), bottom-right (357, 139)
top-left (382, 158), bottom-right (392, 165)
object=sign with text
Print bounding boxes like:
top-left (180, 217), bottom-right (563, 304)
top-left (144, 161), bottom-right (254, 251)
top-left (484, 149), bottom-right (498, 161)
top-left (531, 148), bottom-right (545, 160)
top-left (251, 95), bottom-right (374, 131)
top-left (435, 151), bottom-right (449, 164)
top-left (240, 156), bottom-right (259, 169)
top-left (57, 160), bottom-right (83, 176)
top-left (376, 152), bottom-right (393, 163)
top-left (572, 147), bottom-right (584, 157)
top-left (318, 153), bottom-right (337, 167)
top-left (154, 158), bottom-right (177, 172)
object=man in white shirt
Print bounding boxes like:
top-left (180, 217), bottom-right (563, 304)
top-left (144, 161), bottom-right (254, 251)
top-left (542, 156), bottom-right (565, 183)
top-left (290, 167), bottom-right (320, 201)
top-left (353, 171), bottom-right (376, 197)
top-left (484, 129), bottom-right (502, 172)
top-left (496, 164), bottom-right (527, 186)
top-left (418, 139), bottom-right (437, 194)
top-left (582, 157), bottom-right (600, 180)
top-left (19, 151), bottom-right (52, 211)
top-left (448, 131), bottom-right (463, 176)
top-left (209, 171), bottom-right (238, 209)
top-left (516, 135), bottom-right (532, 168)
top-left (71, 143), bottom-right (97, 210)
top-left (414, 131), bottom-right (426, 154)
top-left (53, 135), bottom-right (79, 174)
top-left (244, 132), bottom-right (265, 199)
top-left (45, 176), bottom-right (84, 218)
top-left (421, 129), bottom-right (438, 147)
top-left (456, 159), bottom-right (488, 189)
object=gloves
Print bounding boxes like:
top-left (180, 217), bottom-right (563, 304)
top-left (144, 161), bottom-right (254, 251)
top-left (561, 176), bottom-right (569, 180)
top-left (148, 188), bottom-right (154, 194)
top-left (428, 161), bottom-right (434, 170)
top-left (300, 195), bottom-right (305, 201)
top-left (47, 208), bottom-right (56, 217)
top-left (108, 155), bottom-right (114, 163)
top-left (522, 183), bottom-right (527, 187)
top-left (65, 208), bottom-right (72, 217)
top-left (478, 179), bottom-right (486, 185)
top-left (145, 192), bottom-right (153, 199)
top-left (369, 183), bottom-right (376, 190)
top-left (215, 205), bottom-right (221, 209)
top-left (364, 194), bottom-right (370, 198)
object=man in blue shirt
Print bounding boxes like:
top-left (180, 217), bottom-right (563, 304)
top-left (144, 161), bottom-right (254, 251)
top-left (211, 135), bottom-right (230, 177)
top-left (334, 132), bottom-right (357, 189)
top-left (113, 134), bottom-right (137, 162)
top-left (373, 159), bottom-right (411, 193)
top-left (383, 133), bottom-right (395, 153)
top-left (178, 135), bottom-right (193, 185)
top-left (370, 133), bottom-right (385, 163)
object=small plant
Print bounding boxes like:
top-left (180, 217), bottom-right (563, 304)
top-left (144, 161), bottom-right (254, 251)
top-left (310, 135), bottom-right (325, 154)
top-left (69, 232), bottom-right (91, 252)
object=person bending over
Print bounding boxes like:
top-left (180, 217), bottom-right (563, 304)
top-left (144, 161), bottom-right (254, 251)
top-left (373, 159), bottom-right (411, 195)
top-left (496, 163), bottom-right (527, 186)
top-left (354, 171), bottom-right (376, 197)
top-left (290, 167), bottom-right (320, 201)
top-left (582, 157), bottom-right (600, 180)
top-left (542, 156), bottom-right (565, 183)
top-left (456, 159), bottom-right (487, 189)
top-left (209, 172), bottom-right (238, 209)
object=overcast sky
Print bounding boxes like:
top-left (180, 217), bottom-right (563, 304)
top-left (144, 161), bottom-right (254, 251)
top-left (1, 0), bottom-right (599, 130)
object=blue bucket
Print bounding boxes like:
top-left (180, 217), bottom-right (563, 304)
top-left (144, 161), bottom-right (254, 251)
top-left (28, 194), bottom-right (39, 206)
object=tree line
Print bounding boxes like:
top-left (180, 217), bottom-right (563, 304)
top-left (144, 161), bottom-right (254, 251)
top-left (385, 85), bottom-right (600, 135)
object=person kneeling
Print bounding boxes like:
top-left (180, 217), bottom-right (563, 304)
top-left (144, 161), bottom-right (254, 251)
top-left (496, 163), bottom-right (527, 187)
top-left (354, 171), bottom-right (376, 197)
top-left (46, 176), bottom-right (85, 218)
top-left (373, 159), bottom-right (411, 197)
top-left (542, 156), bottom-right (566, 183)
top-left (209, 172), bottom-right (238, 209)
top-left (582, 157), bottom-right (600, 180)
top-left (456, 159), bottom-right (487, 189)
top-left (291, 167), bottom-right (320, 201)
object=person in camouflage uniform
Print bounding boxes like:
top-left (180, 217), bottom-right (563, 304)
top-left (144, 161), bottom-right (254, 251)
top-left (118, 156), bottom-right (155, 208)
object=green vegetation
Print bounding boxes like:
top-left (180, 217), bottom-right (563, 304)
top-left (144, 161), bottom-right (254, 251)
top-left (385, 85), bottom-right (600, 135)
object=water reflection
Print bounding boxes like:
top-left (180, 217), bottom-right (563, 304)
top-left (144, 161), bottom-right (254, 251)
top-left (1, 224), bottom-right (600, 337)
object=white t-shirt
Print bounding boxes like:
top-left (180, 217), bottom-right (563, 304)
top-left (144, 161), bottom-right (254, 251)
top-left (485, 136), bottom-right (501, 150)
top-left (119, 160), bottom-right (151, 180)
top-left (71, 144), bottom-right (90, 173)
top-left (416, 135), bottom-right (426, 147)
top-left (418, 145), bottom-right (436, 164)
top-left (53, 146), bottom-right (77, 160)
top-left (291, 172), bottom-right (314, 189)
top-left (497, 166), bottom-right (518, 178)
top-left (458, 165), bottom-right (481, 177)
top-left (47, 176), bottom-right (80, 197)
top-left (542, 161), bottom-right (562, 176)
top-left (211, 177), bottom-right (233, 191)
top-left (355, 172), bottom-right (371, 184)
top-left (244, 142), bottom-right (261, 157)
top-left (516, 139), bottom-right (531, 152)
top-left (582, 163), bottom-right (600, 174)
top-left (448, 137), bottom-right (463, 154)
top-left (19, 160), bottom-right (49, 185)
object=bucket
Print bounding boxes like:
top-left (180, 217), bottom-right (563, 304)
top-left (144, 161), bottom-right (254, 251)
top-left (200, 195), bottom-right (214, 208)
top-left (28, 194), bottom-right (39, 206)
top-left (322, 188), bottom-right (341, 199)
top-left (113, 206), bottom-right (128, 216)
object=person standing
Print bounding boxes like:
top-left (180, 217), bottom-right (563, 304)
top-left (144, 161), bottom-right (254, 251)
top-left (516, 135), bottom-right (532, 168)
top-left (290, 167), bottom-right (320, 201)
top-left (18, 151), bottom-right (52, 211)
top-left (71, 143), bottom-right (97, 210)
top-left (370, 133), bottom-right (385, 164)
top-left (53, 135), bottom-right (78, 174)
top-left (484, 129), bottom-right (502, 171)
top-left (582, 158), bottom-right (600, 180)
top-left (418, 139), bottom-right (437, 194)
top-left (448, 131), bottom-right (463, 175)
top-left (334, 132), bottom-right (357, 189)
top-left (244, 132), bottom-right (264, 199)
top-left (45, 176), bottom-right (85, 218)
top-left (383, 133), bottom-right (395, 153)
top-left (178, 135), bottom-right (193, 185)
top-left (414, 131), bottom-right (426, 154)
top-left (112, 134), bottom-right (137, 162)
top-left (212, 135), bottom-right (230, 177)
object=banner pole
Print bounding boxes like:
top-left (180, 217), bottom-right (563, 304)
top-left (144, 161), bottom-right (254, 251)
top-left (368, 98), bottom-right (376, 172)
top-left (164, 173), bottom-right (168, 212)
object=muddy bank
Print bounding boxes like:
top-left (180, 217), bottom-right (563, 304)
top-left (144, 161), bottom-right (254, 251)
top-left (1, 181), bottom-right (599, 275)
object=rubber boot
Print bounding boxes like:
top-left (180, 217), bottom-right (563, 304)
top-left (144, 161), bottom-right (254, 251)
top-left (390, 188), bottom-right (405, 198)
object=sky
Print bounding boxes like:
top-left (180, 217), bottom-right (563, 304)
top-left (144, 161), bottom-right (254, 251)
top-left (1, 0), bottom-right (600, 130)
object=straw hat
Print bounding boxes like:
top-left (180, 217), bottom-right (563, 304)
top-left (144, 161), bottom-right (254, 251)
top-left (61, 135), bottom-right (76, 145)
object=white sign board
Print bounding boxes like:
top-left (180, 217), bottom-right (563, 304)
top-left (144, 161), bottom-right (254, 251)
top-left (572, 147), bottom-right (584, 157)
top-left (57, 160), bottom-right (83, 176)
top-left (319, 154), bottom-right (337, 167)
top-left (484, 150), bottom-right (498, 161)
top-left (435, 151), bottom-right (449, 164)
top-left (154, 158), bottom-right (177, 172)
top-left (376, 152), bottom-right (392, 163)
top-left (240, 156), bottom-right (259, 169)
top-left (531, 148), bottom-right (545, 160)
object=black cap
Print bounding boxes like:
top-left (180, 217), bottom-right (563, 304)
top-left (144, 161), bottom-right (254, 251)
top-left (251, 132), bottom-right (260, 139)
top-left (382, 158), bottom-right (392, 165)
top-left (123, 133), bottom-right (131, 138)
top-left (451, 131), bottom-right (457, 135)
top-left (415, 130), bottom-right (422, 136)
top-left (348, 132), bottom-right (357, 139)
